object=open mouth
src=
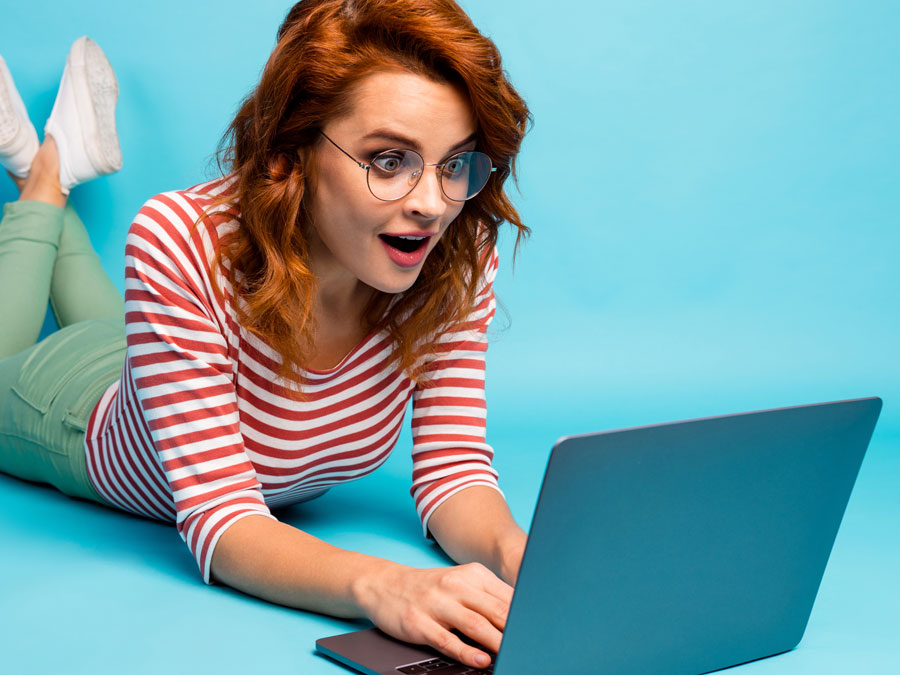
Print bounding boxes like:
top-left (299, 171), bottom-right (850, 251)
top-left (378, 234), bottom-right (429, 253)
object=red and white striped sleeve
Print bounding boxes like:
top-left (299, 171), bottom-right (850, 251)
top-left (410, 244), bottom-right (504, 539)
top-left (124, 191), bottom-right (276, 585)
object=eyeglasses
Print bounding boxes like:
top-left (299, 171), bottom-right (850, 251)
top-left (319, 130), bottom-right (497, 202)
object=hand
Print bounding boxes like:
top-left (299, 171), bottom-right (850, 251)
top-left (355, 561), bottom-right (514, 670)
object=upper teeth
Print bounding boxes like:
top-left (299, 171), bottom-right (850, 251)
top-left (397, 235), bottom-right (425, 240)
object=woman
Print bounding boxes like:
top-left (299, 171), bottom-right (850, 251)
top-left (0, 0), bottom-right (531, 669)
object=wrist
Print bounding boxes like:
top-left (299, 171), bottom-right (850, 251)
top-left (350, 556), bottom-right (406, 618)
top-left (496, 527), bottom-right (528, 584)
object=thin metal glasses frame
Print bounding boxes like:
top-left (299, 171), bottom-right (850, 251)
top-left (319, 130), bottom-right (497, 202)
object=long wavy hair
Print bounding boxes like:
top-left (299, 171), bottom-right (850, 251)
top-left (194, 0), bottom-right (532, 400)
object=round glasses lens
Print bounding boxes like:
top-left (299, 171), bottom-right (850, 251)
top-left (366, 150), bottom-right (493, 201)
top-left (367, 150), bottom-right (424, 201)
top-left (440, 151), bottom-right (493, 201)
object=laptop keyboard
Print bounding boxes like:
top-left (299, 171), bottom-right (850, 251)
top-left (397, 655), bottom-right (494, 674)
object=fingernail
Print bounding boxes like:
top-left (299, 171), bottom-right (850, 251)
top-left (476, 654), bottom-right (490, 667)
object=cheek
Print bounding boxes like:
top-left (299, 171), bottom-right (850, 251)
top-left (314, 157), bottom-right (369, 214)
top-left (313, 177), bottom-right (372, 239)
top-left (443, 203), bottom-right (466, 232)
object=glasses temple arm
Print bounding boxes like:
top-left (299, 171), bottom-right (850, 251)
top-left (319, 130), bottom-right (369, 169)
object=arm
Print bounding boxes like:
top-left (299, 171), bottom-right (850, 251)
top-left (128, 198), bottom-right (507, 670)
top-left (409, 245), bottom-right (527, 581)
top-left (427, 485), bottom-right (528, 586)
top-left (212, 513), bottom-right (513, 672)
top-left (126, 192), bottom-right (276, 583)
top-left (210, 514), bottom-right (393, 617)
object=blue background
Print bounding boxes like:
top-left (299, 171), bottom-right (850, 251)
top-left (1, 1), bottom-right (897, 672)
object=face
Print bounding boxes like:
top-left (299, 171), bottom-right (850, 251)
top-left (305, 69), bottom-right (477, 312)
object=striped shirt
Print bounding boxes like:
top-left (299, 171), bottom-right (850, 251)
top-left (82, 175), bottom-right (503, 584)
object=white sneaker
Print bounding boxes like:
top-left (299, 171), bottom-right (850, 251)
top-left (0, 55), bottom-right (40, 178)
top-left (44, 36), bottom-right (122, 195)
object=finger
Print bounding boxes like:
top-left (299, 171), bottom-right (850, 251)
top-left (458, 587), bottom-right (510, 632)
top-left (427, 581), bottom-right (505, 653)
top-left (448, 606), bottom-right (504, 656)
top-left (466, 562), bottom-right (515, 609)
top-left (422, 620), bottom-right (495, 671)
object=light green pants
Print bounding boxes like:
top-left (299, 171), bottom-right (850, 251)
top-left (0, 199), bottom-right (126, 506)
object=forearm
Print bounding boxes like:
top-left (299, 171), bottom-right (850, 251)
top-left (427, 485), bottom-right (527, 584)
top-left (210, 514), bottom-right (399, 619)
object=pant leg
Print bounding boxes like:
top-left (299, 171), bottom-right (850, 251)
top-left (0, 200), bottom-right (124, 506)
top-left (49, 203), bottom-right (125, 328)
top-left (0, 317), bottom-right (124, 506)
top-left (0, 200), bottom-right (63, 360)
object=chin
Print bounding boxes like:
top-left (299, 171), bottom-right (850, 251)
top-left (372, 273), bottom-right (421, 295)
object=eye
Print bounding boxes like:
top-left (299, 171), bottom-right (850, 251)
top-left (444, 154), bottom-right (470, 176)
top-left (372, 152), bottom-right (405, 173)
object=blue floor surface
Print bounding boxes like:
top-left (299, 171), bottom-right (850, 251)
top-left (1, 411), bottom-right (897, 674)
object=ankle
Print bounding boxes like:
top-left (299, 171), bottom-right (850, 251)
top-left (19, 166), bottom-right (66, 208)
top-left (30, 135), bottom-right (61, 179)
top-left (18, 136), bottom-right (65, 202)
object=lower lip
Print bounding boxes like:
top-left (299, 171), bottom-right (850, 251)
top-left (380, 238), bottom-right (429, 268)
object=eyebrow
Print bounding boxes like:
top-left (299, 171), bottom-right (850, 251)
top-left (361, 129), bottom-right (478, 155)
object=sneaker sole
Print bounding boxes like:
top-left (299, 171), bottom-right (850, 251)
top-left (71, 37), bottom-right (122, 175)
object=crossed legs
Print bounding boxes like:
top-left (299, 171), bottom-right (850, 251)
top-left (0, 136), bottom-right (124, 361)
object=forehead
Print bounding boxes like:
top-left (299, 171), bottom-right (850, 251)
top-left (336, 70), bottom-right (476, 150)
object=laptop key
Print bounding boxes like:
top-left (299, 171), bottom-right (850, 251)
top-left (397, 655), bottom-right (494, 675)
top-left (421, 665), bottom-right (481, 675)
top-left (396, 661), bottom-right (489, 675)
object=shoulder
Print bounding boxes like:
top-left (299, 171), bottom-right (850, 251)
top-left (125, 177), bottom-right (242, 297)
top-left (127, 175), bottom-right (240, 261)
top-left (483, 243), bottom-right (499, 279)
top-left (474, 242), bottom-right (500, 298)
top-left (131, 175), bottom-right (239, 237)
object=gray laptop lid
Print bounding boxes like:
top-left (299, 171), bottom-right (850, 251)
top-left (494, 396), bottom-right (882, 674)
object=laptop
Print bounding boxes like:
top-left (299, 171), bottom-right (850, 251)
top-left (316, 396), bottom-right (883, 675)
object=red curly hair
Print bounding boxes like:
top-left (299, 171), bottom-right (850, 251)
top-left (194, 0), bottom-right (532, 400)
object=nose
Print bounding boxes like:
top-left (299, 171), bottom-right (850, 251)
top-left (404, 164), bottom-right (448, 220)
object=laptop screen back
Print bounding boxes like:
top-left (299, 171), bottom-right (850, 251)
top-left (494, 397), bottom-right (882, 675)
